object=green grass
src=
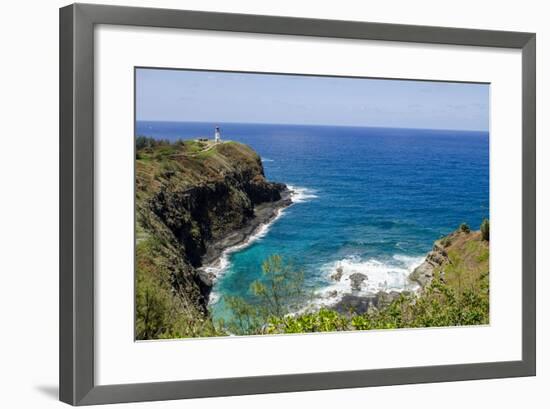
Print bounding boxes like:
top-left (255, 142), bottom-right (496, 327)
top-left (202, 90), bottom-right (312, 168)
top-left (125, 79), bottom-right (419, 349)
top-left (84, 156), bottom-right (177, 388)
top-left (194, 146), bottom-right (218, 159)
top-left (152, 144), bottom-right (179, 159)
top-left (181, 140), bottom-right (204, 153)
top-left (435, 231), bottom-right (489, 294)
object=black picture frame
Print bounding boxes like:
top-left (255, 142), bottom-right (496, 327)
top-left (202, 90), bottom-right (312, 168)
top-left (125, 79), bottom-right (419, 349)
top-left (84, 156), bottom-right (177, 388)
top-left (59, 3), bottom-right (536, 406)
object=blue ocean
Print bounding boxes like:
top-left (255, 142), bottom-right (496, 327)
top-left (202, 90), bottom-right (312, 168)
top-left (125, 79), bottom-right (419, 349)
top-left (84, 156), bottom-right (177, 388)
top-left (137, 121), bottom-right (489, 319)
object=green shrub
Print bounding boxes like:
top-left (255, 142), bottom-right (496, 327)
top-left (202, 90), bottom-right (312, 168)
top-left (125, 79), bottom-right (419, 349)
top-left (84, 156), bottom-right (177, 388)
top-left (136, 136), bottom-right (172, 151)
top-left (250, 254), bottom-right (305, 318)
top-left (265, 274), bottom-right (489, 335)
top-left (459, 223), bottom-right (471, 233)
top-left (267, 309), bottom-right (350, 334)
top-left (135, 269), bottom-right (172, 340)
top-left (136, 135), bottom-right (154, 150)
top-left (223, 295), bottom-right (263, 335)
top-left (135, 237), bottom-right (223, 340)
top-left (481, 218), bottom-right (490, 241)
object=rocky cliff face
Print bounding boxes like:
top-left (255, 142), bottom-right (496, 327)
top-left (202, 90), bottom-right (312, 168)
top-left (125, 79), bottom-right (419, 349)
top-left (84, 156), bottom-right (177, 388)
top-left (408, 240), bottom-right (450, 287)
top-left (409, 228), bottom-right (489, 289)
top-left (135, 139), bottom-right (289, 339)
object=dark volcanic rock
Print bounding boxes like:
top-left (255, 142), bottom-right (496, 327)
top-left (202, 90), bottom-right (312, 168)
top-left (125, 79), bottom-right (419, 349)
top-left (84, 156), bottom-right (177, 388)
top-left (332, 290), bottom-right (407, 315)
top-left (333, 294), bottom-right (377, 314)
top-left (330, 267), bottom-right (344, 282)
top-left (244, 174), bottom-right (285, 204)
top-left (349, 272), bottom-right (368, 291)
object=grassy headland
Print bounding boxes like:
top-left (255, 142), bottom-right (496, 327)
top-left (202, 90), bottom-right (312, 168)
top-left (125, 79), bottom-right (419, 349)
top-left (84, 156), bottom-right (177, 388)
top-left (135, 137), bottom-right (289, 339)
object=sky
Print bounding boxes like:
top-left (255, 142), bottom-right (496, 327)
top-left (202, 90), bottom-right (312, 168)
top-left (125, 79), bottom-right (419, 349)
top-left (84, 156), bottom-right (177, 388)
top-left (136, 68), bottom-right (489, 131)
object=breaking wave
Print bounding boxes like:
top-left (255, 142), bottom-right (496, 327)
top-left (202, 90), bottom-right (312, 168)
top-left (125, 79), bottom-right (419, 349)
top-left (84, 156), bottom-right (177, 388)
top-left (287, 185), bottom-right (318, 203)
top-left (312, 254), bottom-right (424, 307)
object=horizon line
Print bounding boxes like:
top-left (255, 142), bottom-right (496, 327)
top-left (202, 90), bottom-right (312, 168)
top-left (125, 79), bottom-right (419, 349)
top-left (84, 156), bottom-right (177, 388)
top-left (136, 119), bottom-right (489, 134)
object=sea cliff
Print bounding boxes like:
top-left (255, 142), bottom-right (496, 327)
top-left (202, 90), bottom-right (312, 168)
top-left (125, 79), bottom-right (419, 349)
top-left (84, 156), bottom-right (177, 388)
top-left (135, 138), bottom-right (290, 339)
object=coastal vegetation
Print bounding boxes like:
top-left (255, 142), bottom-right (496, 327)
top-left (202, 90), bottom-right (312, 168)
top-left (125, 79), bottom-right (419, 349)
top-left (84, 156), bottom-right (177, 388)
top-left (459, 222), bottom-right (471, 234)
top-left (264, 274), bottom-right (488, 334)
top-left (481, 218), bottom-right (490, 241)
top-left (219, 255), bottom-right (306, 335)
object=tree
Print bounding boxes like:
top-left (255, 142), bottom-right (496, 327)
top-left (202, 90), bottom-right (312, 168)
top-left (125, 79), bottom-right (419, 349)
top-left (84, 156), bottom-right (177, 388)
top-left (223, 295), bottom-right (263, 334)
top-left (136, 135), bottom-right (155, 150)
top-left (481, 218), bottom-right (490, 241)
top-left (250, 254), bottom-right (305, 318)
top-left (135, 270), bottom-right (172, 340)
top-left (223, 254), bottom-right (305, 335)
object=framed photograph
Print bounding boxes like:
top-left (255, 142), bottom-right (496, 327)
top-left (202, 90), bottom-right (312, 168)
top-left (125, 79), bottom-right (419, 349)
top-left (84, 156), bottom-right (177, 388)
top-left (59, 3), bottom-right (536, 405)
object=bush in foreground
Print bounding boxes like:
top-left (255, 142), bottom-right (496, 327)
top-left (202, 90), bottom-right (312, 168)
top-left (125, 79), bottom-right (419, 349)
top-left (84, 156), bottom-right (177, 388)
top-left (265, 274), bottom-right (489, 334)
top-left (481, 218), bottom-right (490, 241)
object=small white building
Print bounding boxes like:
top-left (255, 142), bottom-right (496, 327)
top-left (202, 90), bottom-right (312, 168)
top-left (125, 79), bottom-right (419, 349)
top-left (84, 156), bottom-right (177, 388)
top-left (214, 126), bottom-right (221, 143)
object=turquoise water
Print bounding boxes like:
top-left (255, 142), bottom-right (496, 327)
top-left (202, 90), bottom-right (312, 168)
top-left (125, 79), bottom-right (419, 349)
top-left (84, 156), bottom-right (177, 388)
top-left (137, 121), bottom-right (489, 318)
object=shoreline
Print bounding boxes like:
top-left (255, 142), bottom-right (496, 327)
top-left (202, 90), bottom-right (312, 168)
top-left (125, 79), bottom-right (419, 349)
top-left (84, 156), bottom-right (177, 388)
top-left (198, 188), bottom-right (293, 291)
top-left (314, 229), bottom-right (485, 315)
top-left (308, 258), bottom-right (423, 315)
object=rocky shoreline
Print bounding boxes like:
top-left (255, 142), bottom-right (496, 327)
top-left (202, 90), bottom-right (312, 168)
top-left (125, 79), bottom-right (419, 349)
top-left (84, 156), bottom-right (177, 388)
top-left (324, 228), bottom-right (482, 315)
top-left (199, 188), bottom-right (293, 287)
top-left (332, 291), bottom-right (407, 315)
top-left (327, 274), bottom-right (416, 315)
top-left (408, 237), bottom-right (450, 288)
top-left (322, 249), bottom-right (433, 315)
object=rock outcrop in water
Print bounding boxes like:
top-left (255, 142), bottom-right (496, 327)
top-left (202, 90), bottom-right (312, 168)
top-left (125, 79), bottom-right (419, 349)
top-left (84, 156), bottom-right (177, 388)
top-left (349, 272), bottom-right (368, 291)
top-left (135, 139), bottom-right (290, 339)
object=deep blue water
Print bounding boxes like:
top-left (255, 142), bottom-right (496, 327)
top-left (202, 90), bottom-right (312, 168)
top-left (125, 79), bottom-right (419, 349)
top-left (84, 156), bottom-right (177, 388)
top-left (137, 121), bottom-right (489, 319)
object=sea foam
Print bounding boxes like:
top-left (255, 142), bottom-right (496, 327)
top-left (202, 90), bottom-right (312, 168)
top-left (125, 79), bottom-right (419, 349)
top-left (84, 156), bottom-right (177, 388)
top-left (287, 185), bottom-right (319, 203)
top-left (312, 254), bottom-right (423, 307)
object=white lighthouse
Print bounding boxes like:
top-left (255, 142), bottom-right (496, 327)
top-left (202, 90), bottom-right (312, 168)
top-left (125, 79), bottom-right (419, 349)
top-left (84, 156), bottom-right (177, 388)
top-left (214, 126), bottom-right (221, 144)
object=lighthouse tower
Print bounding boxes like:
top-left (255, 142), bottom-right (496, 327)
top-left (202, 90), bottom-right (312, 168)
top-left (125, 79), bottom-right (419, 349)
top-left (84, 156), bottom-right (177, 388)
top-left (214, 126), bottom-right (221, 144)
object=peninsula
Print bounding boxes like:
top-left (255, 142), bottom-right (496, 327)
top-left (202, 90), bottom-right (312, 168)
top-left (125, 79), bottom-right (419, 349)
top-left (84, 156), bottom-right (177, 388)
top-left (135, 137), bottom-right (290, 340)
